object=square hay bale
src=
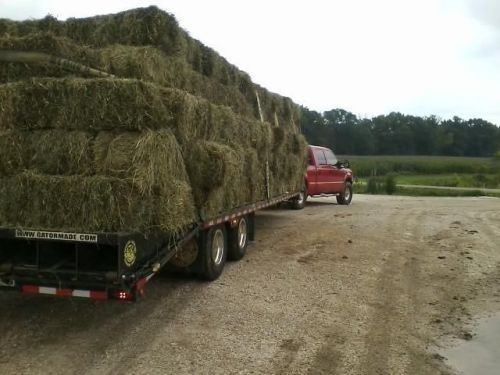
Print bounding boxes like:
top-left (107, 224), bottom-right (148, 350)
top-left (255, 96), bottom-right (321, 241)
top-left (183, 141), bottom-right (258, 220)
top-left (0, 173), bottom-right (194, 233)
top-left (0, 128), bottom-right (197, 234)
top-left (63, 6), bottom-right (183, 53)
top-left (0, 130), bottom-right (23, 175)
top-left (0, 78), bottom-right (171, 131)
top-left (25, 129), bottom-right (93, 175)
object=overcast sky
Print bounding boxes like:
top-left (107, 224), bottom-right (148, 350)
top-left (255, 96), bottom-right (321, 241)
top-left (1, 0), bottom-right (499, 125)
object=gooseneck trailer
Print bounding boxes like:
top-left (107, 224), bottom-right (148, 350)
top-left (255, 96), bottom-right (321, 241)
top-left (0, 7), bottom-right (309, 301)
top-left (0, 192), bottom-right (303, 301)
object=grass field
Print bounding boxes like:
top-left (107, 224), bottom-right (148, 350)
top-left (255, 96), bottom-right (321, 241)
top-left (339, 155), bottom-right (498, 178)
top-left (342, 155), bottom-right (500, 197)
top-left (396, 173), bottom-right (500, 189)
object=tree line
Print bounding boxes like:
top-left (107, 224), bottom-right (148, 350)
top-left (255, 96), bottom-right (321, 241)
top-left (301, 108), bottom-right (500, 157)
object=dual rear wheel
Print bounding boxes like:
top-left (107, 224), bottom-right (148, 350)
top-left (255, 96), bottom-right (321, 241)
top-left (191, 216), bottom-right (250, 281)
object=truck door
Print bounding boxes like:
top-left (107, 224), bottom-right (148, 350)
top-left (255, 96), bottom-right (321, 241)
top-left (311, 148), bottom-right (333, 194)
top-left (324, 149), bottom-right (345, 193)
top-left (306, 148), bottom-right (318, 195)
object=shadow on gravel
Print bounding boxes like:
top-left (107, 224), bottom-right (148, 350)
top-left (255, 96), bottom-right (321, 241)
top-left (305, 201), bottom-right (338, 207)
top-left (0, 275), bottom-right (201, 362)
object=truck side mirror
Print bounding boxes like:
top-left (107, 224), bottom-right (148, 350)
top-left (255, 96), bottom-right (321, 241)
top-left (335, 160), bottom-right (350, 168)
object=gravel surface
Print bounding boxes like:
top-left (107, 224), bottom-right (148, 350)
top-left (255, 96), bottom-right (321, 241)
top-left (1, 195), bottom-right (499, 374)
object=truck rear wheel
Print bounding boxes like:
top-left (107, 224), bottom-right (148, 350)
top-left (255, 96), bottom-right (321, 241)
top-left (198, 225), bottom-right (227, 281)
top-left (228, 216), bottom-right (248, 261)
top-left (337, 181), bottom-right (353, 205)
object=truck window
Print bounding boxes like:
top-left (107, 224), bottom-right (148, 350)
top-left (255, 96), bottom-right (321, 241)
top-left (325, 149), bottom-right (338, 165)
top-left (313, 149), bottom-right (327, 165)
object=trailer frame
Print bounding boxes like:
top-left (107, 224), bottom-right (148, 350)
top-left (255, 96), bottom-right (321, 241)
top-left (0, 191), bottom-right (301, 301)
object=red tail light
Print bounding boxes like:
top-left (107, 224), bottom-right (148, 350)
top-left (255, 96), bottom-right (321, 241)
top-left (112, 290), bottom-right (135, 301)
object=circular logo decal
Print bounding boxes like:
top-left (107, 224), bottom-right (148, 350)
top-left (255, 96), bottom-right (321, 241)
top-left (124, 240), bottom-right (137, 267)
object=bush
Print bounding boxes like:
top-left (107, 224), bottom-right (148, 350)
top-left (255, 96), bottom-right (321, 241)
top-left (385, 174), bottom-right (397, 195)
top-left (366, 177), bottom-right (379, 194)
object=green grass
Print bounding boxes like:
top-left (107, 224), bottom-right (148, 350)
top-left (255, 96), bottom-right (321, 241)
top-left (354, 181), bottom-right (500, 198)
top-left (395, 186), bottom-right (487, 197)
top-left (396, 174), bottom-right (500, 189)
top-left (339, 155), bottom-right (499, 178)
top-left (345, 155), bottom-right (500, 197)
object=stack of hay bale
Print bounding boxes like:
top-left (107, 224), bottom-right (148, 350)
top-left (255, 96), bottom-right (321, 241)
top-left (0, 7), bottom-right (307, 235)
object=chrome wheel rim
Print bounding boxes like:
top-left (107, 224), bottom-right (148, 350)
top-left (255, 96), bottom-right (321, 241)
top-left (238, 219), bottom-right (247, 249)
top-left (344, 186), bottom-right (351, 201)
top-left (212, 229), bottom-right (224, 265)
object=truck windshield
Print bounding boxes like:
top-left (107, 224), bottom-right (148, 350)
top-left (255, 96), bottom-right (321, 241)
top-left (325, 150), bottom-right (338, 165)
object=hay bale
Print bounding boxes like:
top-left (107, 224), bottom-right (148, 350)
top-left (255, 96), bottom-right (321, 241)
top-left (64, 6), bottom-right (183, 53)
top-left (0, 130), bottom-right (23, 175)
top-left (268, 132), bottom-right (308, 196)
top-left (183, 141), bottom-right (260, 220)
top-left (0, 32), bottom-right (94, 60)
top-left (0, 77), bottom-right (273, 154)
top-left (0, 33), bottom-right (254, 119)
top-left (26, 130), bottom-right (93, 175)
top-left (0, 78), bottom-right (171, 131)
top-left (0, 33), bottom-right (98, 82)
top-left (0, 7), bottom-right (302, 125)
top-left (185, 141), bottom-right (229, 194)
top-left (0, 7), bottom-right (308, 235)
top-left (0, 129), bottom-right (94, 176)
top-left (244, 148), bottom-right (266, 202)
top-left (0, 173), bottom-right (142, 232)
top-left (128, 129), bottom-right (190, 196)
top-left (0, 128), bottom-right (197, 233)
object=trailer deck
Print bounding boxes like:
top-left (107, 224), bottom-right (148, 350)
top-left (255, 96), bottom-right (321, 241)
top-left (0, 191), bottom-right (301, 301)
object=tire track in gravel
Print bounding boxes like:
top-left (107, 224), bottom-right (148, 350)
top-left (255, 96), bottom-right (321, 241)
top-left (355, 201), bottom-right (471, 375)
top-left (356, 205), bottom-right (423, 375)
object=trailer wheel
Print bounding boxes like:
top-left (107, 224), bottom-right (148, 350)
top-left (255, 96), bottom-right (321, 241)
top-left (198, 225), bottom-right (227, 281)
top-left (166, 239), bottom-right (199, 277)
top-left (228, 216), bottom-right (248, 261)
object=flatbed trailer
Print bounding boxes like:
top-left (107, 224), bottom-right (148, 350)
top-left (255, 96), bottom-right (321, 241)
top-left (0, 191), bottom-right (304, 301)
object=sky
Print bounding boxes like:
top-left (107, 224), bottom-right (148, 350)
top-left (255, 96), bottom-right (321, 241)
top-left (1, 0), bottom-right (499, 125)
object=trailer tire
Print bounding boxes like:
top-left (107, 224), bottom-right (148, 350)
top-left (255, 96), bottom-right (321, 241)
top-left (228, 216), bottom-right (249, 261)
top-left (166, 239), bottom-right (199, 277)
top-left (198, 225), bottom-right (227, 281)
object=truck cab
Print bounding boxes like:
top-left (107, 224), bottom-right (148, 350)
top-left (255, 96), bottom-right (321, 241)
top-left (305, 145), bottom-right (353, 205)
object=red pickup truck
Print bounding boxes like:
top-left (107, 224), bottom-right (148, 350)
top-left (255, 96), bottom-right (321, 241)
top-left (293, 145), bottom-right (353, 208)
